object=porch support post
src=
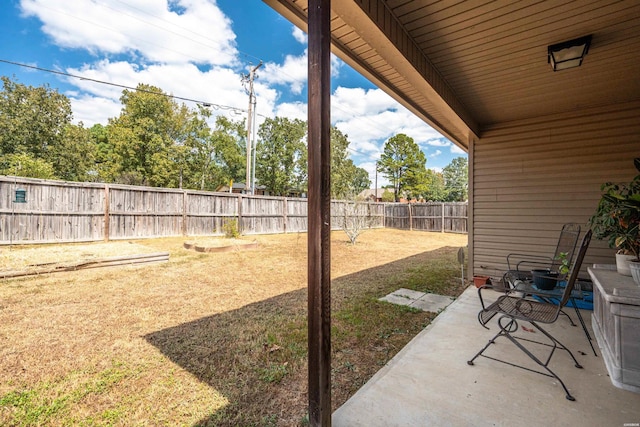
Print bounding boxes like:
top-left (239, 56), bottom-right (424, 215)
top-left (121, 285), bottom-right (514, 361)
top-left (307, 0), bottom-right (332, 425)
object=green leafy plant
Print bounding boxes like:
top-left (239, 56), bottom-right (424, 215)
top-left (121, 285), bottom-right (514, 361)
top-left (222, 219), bottom-right (240, 238)
top-left (555, 251), bottom-right (570, 275)
top-left (589, 158), bottom-right (640, 260)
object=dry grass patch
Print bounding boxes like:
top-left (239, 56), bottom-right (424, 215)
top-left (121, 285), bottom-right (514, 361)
top-left (0, 229), bottom-right (467, 426)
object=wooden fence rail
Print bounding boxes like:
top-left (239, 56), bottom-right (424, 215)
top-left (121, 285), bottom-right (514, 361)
top-left (0, 176), bottom-right (466, 244)
top-left (384, 202), bottom-right (468, 233)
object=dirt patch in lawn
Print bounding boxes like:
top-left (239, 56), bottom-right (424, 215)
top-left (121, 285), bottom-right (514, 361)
top-left (0, 229), bottom-right (468, 426)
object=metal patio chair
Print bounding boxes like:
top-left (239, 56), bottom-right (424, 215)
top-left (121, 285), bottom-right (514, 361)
top-left (506, 223), bottom-right (581, 281)
top-left (467, 230), bottom-right (592, 401)
top-left (476, 222), bottom-right (582, 317)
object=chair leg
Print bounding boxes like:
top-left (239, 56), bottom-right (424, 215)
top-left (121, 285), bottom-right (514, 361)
top-left (467, 317), bottom-right (518, 364)
top-left (529, 321), bottom-right (583, 369)
top-left (559, 308), bottom-right (577, 327)
top-left (570, 302), bottom-right (598, 357)
top-left (504, 323), bottom-right (578, 401)
top-left (467, 317), bottom-right (581, 401)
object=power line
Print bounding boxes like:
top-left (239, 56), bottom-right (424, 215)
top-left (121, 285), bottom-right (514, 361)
top-left (0, 58), bottom-right (252, 115)
top-left (1, 59), bottom-right (382, 165)
top-left (14, 3), bottom-right (410, 158)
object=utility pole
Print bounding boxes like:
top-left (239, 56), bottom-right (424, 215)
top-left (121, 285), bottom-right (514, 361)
top-left (242, 61), bottom-right (263, 194)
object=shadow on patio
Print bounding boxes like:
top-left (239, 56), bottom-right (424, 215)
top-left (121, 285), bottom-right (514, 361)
top-left (333, 285), bottom-right (640, 426)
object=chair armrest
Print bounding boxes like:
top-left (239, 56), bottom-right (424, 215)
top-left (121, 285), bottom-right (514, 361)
top-left (506, 253), bottom-right (553, 271)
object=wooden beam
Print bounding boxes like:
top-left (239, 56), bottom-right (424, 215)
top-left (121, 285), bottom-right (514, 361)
top-left (0, 252), bottom-right (169, 279)
top-left (307, 0), bottom-right (332, 425)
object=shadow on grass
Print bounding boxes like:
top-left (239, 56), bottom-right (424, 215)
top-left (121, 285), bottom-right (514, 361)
top-left (144, 246), bottom-right (465, 426)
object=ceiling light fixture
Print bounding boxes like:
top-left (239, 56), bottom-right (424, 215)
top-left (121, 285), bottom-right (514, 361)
top-left (548, 35), bottom-right (592, 71)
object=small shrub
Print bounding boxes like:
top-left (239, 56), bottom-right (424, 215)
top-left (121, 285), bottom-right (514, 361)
top-left (222, 219), bottom-right (240, 238)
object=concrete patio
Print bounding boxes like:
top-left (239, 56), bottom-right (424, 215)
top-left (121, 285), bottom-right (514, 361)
top-left (333, 285), bottom-right (640, 426)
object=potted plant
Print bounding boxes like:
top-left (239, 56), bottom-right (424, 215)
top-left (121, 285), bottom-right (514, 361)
top-left (530, 252), bottom-right (570, 290)
top-left (589, 158), bottom-right (640, 278)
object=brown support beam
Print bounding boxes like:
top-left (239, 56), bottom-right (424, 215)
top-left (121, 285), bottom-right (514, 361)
top-left (307, 0), bottom-right (332, 425)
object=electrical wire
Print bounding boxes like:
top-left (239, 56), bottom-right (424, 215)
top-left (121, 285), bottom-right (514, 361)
top-left (30, 1), bottom-right (402, 147)
top-left (0, 58), bottom-right (250, 115)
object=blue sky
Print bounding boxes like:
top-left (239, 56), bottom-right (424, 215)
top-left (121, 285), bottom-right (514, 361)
top-left (0, 0), bottom-right (467, 186)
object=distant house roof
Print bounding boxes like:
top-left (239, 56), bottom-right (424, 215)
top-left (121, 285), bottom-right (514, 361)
top-left (216, 182), bottom-right (267, 193)
top-left (357, 188), bottom-right (387, 200)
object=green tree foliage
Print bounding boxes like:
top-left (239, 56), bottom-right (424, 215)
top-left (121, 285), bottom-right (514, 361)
top-left (443, 156), bottom-right (468, 201)
top-left (378, 133), bottom-right (427, 201)
top-left (255, 117), bottom-right (307, 196)
top-left (210, 115), bottom-right (246, 189)
top-left (0, 76), bottom-right (74, 178)
top-left (381, 189), bottom-right (395, 202)
top-left (330, 127), bottom-right (371, 199)
top-left (50, 124), bottom-right (97, 182)
top-left (104, 84), bottom-right (188, 187)
top-left (422, 169), bottom-right (447, 201)
top-left (0, 153), bottom-right (56, 179)
top-left (90, 123), bottom-right (112, 181)
top-left (350, 167), bottom-right (371, 197)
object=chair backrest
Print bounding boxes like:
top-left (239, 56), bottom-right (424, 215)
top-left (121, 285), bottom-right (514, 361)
top-left (558, 229), bottom-right (592, 308)
top-left (550, 223), bottom-right (581, 273)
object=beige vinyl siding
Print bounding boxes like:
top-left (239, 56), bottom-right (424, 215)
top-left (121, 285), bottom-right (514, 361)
top-left (472, 100), bottom-right (640, 279)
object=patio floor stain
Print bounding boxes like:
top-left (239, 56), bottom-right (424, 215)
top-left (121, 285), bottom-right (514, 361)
top-left (379, 288), bottom-right (455, 313)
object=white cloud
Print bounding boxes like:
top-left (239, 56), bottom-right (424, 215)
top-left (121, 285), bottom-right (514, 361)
top-left (450, 144), bottom-right (466, 154)
top-left (330, 86), bottom-right (451, 164)
top-left (429, 150), bottom-right (442, 158)
top-left (260, 50), bottom-right (342, 96)
top-left (260, 52), bottom-right (308, 95)
top-left (64, 60), bottom-right (261, 126)
top-left (292, 26), bottom-right (307, 44)
top-left (274, 101), bottom-right (307, 121)
top-left (16, 0), bottom-right (464, 174)
top-left (20, 0), bottom-right (238, 65)
top-left (70, 95), bottom-right (122, 127)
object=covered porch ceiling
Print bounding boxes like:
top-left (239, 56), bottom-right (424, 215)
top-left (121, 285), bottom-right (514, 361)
top-left (263, 0), bottom-right (640, 150)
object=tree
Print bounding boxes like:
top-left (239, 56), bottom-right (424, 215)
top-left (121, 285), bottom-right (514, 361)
top-left (443, 157), bottom-right (468, 201)
top-left (381, 189), bottom-right (395, 202)
top-left (90, 124), bottom-right (112, 181)
top-left (0, 76), bottom-right (74, 179)
top-left (105, 84), bottom-right (190, 187)
top-left (49, 123), bottom-right (97, 182)
top-left (211, 115), bottom-right (246, 188)
top-left (349, 166), bottom-right (371, 197)
top-left (422, 169), bottom-right (447, 201)
top-left (378, 133), bottom-right (427, 201)
top-left (341, 200), bottom-right (372, 244)
top-left (255, 117), bottom-right (307, 196)
top-left (330, 127), bottom-right (371, 199)
top-left (0, 153), bottom-right (56, 179)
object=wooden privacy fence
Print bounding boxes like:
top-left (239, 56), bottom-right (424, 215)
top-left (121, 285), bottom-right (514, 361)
top-left (0, 176), bottom-right (466, 244)
top-left (385, 202), bottom-right (468, 233)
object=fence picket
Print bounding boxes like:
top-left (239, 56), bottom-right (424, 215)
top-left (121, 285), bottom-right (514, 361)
top-left (0, 176), bottom-right (466, 244)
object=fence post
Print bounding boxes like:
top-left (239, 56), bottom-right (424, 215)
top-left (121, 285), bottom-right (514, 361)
top-left (441, 202), bottom-right (445, 233)
top-left (409, 203), bottom-right (413, 231)
top-left (104, 185), bottom-right (110, 242)
top-left (383, 203), bottom-right (386, 228)
top-left (237, 194), bottom-right (243, 234)
top-left (283, 197), bottom-right (288, 233)
top-left (182, 190), bottom-right (187, 236)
